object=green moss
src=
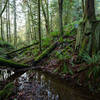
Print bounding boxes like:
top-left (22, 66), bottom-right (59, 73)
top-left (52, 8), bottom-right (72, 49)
top-left (0, 41), bottom-right (14, 59)
top-left (42, 37), bottom-right (52, 48)
top-left (0, 82), bottom-right (14, 99)
top-left (0, 57), bottom-right (29, 69)
top-left (50, 30), bottom-right (59, 37)
top-left (64, 20), bottom-right (80, 37)
top-left (79, 37), bottom-right (88, 55)
top-left (76, 19), bottom-right (100, 56)
top-left (34, 42), bottom-right (57, 63)
top-left (0, 41), bottom-right (14, 49)
top-left (75, 22), bottom-right (84, 49)
top-left (59, 37), bottom-right (63, 43)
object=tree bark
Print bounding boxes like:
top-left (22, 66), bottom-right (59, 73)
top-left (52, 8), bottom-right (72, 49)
top-left (6, 4), bottom-right (9, 42)
top-left (38, 0), bottom-right (42, 51)
top-left (58, 0), bottom-right (63, 36)
top-left (82, 0), bottom-right (85, 17)
top-left (0, 0), bottom-right (8, 17)
top-left (13, 0), bottom-right (17, 48)
top-left (41, 0), bottom-right (49, 35)
top-left (8, 0), bottom-right (11, 42)
top-left (0, 0), bottom-right (4, 41)
top-left (84, 0), bottom-right (96, 21)
top-left (75, 0), bottom-right (100, 56)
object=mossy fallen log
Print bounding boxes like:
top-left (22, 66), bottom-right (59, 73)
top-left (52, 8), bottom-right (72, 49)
top-left (6, 42), bottom-right (39, 56)
top-left (33, 41), bottom-right (58, 65)
top-left (0, 58), bottom-right (30, 69)
top-left (0, 41), bottom-right (58, 69)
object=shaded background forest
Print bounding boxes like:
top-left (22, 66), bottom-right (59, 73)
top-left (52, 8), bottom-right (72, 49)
top-left (0, 0), bottom-right (100, 48)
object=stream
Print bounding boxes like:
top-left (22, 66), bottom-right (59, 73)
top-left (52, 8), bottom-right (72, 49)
top-left (0, 69), bottom-right (99, 100)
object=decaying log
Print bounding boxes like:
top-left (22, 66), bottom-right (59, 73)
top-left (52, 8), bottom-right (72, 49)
top-left (6, 42), bottom-right (39, 56)
top-left (0, 41), bottom-right (58, 69)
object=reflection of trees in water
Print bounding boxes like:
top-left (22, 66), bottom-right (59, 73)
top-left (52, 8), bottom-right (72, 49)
top-left (0, 69), bottom-right (13, 81)
top-left (1, 70), bottom-right (96, 100)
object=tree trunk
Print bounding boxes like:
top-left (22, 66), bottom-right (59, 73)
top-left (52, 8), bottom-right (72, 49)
top-left (84, 0), bottom-right (96, 21)
top-left (8, 0), bottom-right (11, 42)
top-left (82, 0), bottom-right (85, 17)
top-left (6, 4), bottom-right (9, 42)
top-left (58, 0), bottom-right (63, 36)
top-left (1, 16), bottom-right (4, 41)
top-left (13, 0), bottom-right (17, 48)
top-left (46, 0), bottom-right (49, 34)
top-left (38, 0), bottom-right (42, 51)
top-left (0, 0), bottom-right (4, 41)
top-left (41, 0), bottom-right (49, 35)
top-left (75, 0), bottom-right (100, 56)
top-left (50, 13), bottom-right (53, 32)
top-left (0, 0), bottom-right (8, 17)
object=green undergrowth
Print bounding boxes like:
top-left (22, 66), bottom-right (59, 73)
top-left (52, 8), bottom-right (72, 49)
top-left (81, 51), bottom-right (100, 80)
top-left (0, 82), bottom-right (15, 100)
top-left (34, 42), bottom-right (57, 63)
top-left (42, 37), bottom-right (53, 48)
top-left (64, 20), bottom-right (81, 36)
top-left (52, 38), bottom-right (74, 74)
top-left (18, 37), bottom-right (53, 59)
top-left (0, 41), bottom-right (14, 58)
top-left (78, 51), bottom-right (100, 92)
top-left (50, 29), bottom-right (59, 37)
top-left (62, 63), bottom-right (74, 75)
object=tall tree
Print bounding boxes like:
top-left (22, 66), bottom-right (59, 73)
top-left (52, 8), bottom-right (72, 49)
top-left (8, 0), bottom-right (11, 42)
top-left (0, 0), bottom-right (8, 17)
top-left (6, 3), bottom-right (9, 42)
top-left (13, 0), bottom-right (17, 48)
top-left (58, 0), bottom-right (63, 36)
top-left (82, 0), bottom-right (85, 17)
top-left (38, 0), bottom-right (42, 51)
top-left (0, 0), bottom-right (4, 41)
top-left (41, 0), bottom-right (50, 35)
top-left (84, 0), bottom-right (95, 21)
top-left (75, 0), bottom-right (100, 56)
top-left (46, 0), bottom-right (49, 34)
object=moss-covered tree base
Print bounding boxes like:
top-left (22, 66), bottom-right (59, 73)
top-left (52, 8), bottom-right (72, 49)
top-left (75, 19), bottom-right (100, 56)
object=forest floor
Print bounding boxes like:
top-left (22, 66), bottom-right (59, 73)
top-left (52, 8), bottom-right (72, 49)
top-left (0, 35), bottom-right (100, 100)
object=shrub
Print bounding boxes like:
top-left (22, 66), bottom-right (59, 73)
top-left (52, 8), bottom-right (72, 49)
top-left (50, 30), bottom-right (59, 37)
top-left (42, 37), bottom-right (52, 48)
top-left (64, 20), bottom-right (81, 36)
top-left (82, 51), bottom-right (100, 79)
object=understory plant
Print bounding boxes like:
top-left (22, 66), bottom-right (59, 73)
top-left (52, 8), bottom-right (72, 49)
top-left (0, 41), bottom-right (14, 58)
top-left (42, 37), bottom-right (52, 48)
top-left (82, 51), bottom-right (100, 79)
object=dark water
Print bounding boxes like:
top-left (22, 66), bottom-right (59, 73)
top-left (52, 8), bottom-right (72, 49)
top-left (0, 69), bottom-right (99, 100)
top-left (0, 69), bottom-right (14, 81)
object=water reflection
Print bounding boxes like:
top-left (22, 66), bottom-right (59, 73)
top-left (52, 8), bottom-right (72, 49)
top-left (0, 69), bottom-right (14, 81)
top-left (0, 69), bottom-right (99, 100)
top-left (15, 71), bottom-right (98, 100)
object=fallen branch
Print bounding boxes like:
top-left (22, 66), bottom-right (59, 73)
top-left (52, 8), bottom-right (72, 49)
top-left (6, 42), bottom-right (39, 56)
top-left (0, 41), bottom-right (58, 69)
top-left (0, 58), bottom-right (30, 69)
top-left (32, 41), bottom-right (58, 65)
